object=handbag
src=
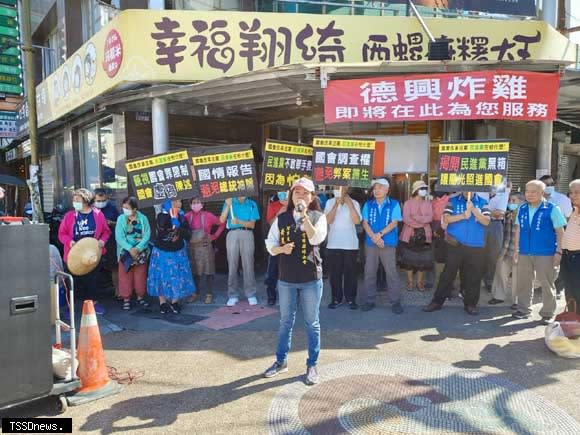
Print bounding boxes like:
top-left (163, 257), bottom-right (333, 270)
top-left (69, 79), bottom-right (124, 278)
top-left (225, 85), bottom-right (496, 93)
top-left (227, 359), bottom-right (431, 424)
top-left (555, 299), bottom-right (580, 338)
top-left (409, 227), bottom-right (427, 247)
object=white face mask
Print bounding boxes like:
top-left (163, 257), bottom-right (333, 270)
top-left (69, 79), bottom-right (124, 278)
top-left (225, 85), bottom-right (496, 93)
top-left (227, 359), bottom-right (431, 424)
top-left (418, 189), bottom-right (428, 197)
top-left (333, 189), bottom-right (341, 198)
top-left (94, 200), bottom-right (107, 209)
top-left (544, 186), bottom-right (555, 195)
top-left (123, 208), bottom-right (133, 217)
top-left (73, 202), bottom-right (83, 211)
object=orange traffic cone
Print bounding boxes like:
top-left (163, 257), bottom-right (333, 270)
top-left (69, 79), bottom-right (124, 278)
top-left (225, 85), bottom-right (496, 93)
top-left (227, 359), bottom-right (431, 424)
top-left (68, 300), bottom-right (122, 406)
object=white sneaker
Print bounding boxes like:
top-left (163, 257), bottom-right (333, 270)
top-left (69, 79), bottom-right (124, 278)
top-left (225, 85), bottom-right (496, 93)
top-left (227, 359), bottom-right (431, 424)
top-left (226, 297), bottom-right (239, 307)
top-left (248, 297), bottom-right (258, 306)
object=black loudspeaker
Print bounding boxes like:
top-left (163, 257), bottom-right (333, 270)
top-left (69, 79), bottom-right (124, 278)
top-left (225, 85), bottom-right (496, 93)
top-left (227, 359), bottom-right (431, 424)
top-left (428, 39), bottom-right (452, 61)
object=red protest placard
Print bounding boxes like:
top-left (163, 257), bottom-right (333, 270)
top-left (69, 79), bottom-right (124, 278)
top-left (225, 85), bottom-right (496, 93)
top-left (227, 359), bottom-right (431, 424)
top-left (324, 70), bottom-right (560, 124)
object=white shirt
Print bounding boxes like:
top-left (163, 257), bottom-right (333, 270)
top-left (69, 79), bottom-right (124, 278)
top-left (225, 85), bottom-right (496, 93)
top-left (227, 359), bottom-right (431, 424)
top-left (265, 213), bottom-right (328, 255)
top-left (547, 191), bottom-right (573, 218)
top-left (488, 191), bottom-right (510, 213)
top-left (324, 197), bottom-right (362, 250)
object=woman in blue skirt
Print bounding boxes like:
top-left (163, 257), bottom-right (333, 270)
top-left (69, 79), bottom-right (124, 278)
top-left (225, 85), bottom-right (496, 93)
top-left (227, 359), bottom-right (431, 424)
top-left (147, 199), bottom-right (196, 314)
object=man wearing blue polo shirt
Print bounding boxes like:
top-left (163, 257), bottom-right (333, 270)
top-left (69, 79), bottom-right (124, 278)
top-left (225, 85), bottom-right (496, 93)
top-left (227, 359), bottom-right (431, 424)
top-left (361, 178), bottom-right (403, 314)
top-left (220, 196), bottom-right (260, 307)
top-left (513, 180), bottom-right (566, 324)
top-left (424, 191), bottom-right (491, 315)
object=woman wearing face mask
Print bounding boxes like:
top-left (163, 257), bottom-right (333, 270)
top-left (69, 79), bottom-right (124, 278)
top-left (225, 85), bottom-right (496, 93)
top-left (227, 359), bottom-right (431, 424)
top-left (58, 188), bottom-right (112, 314)
top-left (489, 191), bottom-right (524, 307)
top-left (147, 199), bottom-right (196, 314)
top-left (185, 196), bottom-right (225, 304)
top-left (115, 197), bottom-right (151, 311)
top-left (399, 180), bottom-right (433, 292)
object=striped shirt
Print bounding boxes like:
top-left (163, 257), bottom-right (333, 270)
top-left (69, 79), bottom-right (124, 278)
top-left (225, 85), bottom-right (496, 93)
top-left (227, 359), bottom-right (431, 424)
top-left (563, 211), bottom-right (580, 251)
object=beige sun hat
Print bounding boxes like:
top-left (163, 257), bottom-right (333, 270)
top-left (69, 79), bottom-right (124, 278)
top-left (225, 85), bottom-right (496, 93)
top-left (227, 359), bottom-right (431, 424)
top-left (67, 237), bottom-right (102, 276)
top-left (412, 180), bottom-right (428, 195)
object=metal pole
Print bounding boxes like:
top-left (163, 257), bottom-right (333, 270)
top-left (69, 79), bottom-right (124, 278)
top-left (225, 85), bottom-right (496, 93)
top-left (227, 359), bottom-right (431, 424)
top-left (407, 0), bottom-right (435, 42)
top-left (152, 97), bottom-right (169, 154)
top-left (21, 0), bottom-right (43, 222)
top-left (537, 121), bottom-right (553, 175)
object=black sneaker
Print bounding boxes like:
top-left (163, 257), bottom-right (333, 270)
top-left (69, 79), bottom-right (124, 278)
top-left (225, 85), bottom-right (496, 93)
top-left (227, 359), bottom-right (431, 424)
top-left (510, 304), bottom-right (519, 310)
top-left (488, 298), bottom-right (504, 305)
top-left (267, 297), bottom-right (276, 306)
top-left (348, 301), bottom-right (358, 310)
top-left (137, 298), bottom-right (150, 308)
top-left (264, 361), bottom-right (288, 378)
top-left (170, 302), bottom-right (181, 314)
top-left (540, 316), bottom-right (554, 325)
top-left (328, 301), bottom-right (342, 309)
top-left (512, 311), bottom-right (529, 320)
top-left (392, 302), bottom-right (404, 315)
top-left (361, 302), bottom-right (375, 312)
top-left (160, 303), bottom-right (171, 314)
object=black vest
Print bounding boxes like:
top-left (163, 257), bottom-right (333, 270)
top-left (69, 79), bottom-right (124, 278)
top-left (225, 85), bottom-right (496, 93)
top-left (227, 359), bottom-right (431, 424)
top-left (277, 210), bottom-right (323, 283)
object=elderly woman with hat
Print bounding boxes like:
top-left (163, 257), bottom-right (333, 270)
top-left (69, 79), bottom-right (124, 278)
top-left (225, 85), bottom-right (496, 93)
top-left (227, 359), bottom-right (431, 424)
top-left (399, 180), bottom-right (434, 292)
top-left (147, 199), bottom-right (196, 314)
top-left (58, 188), bottom-right (112, 315)
top-left (185, 195), bottom-right (225, 304)
top-left (263, 177), bottom-right (328, 386)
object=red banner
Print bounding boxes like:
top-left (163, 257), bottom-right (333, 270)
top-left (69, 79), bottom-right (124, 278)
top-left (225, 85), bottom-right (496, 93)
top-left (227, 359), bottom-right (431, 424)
top-left (324, 70), bottom-right (560, 124)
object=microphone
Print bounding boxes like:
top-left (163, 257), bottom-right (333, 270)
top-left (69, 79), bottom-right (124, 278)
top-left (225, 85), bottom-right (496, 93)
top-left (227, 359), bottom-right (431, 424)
top-left (296, 203), bottom-right (305, 213)
top-left (295, 202), bottom-right (306, 232)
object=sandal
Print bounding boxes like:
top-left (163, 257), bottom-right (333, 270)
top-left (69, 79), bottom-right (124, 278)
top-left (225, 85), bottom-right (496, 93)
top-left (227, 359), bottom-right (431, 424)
top-left (417, 283), bottom-right (427, 292)
top-left (122, 301), bottom-right (131, 311)
top-left (137, 298), bottom-right (150, 308)
top-left (187, 294), bottom-right (199, 304)
top-left (204, 293), bottom-right (214, 304)
top-left (406, 283), bottom-right (415, 292)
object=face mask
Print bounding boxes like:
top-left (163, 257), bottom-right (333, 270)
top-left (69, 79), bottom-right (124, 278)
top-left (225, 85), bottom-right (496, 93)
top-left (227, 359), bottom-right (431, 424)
top-left (277, 192), bottom-right (287, 201)
top-left (507, 203), bottom-right (518, 211)
top-left (418, 189), bottom-right (428, 197)
top-left (545, 186), bottom-right (555, 195)
top-left (192, 203), bottom-right (203, 212)
top-left (332, 190), bottom-right (341, 198)
top-left (123, 208), bottom-right (133, 217)
top-left (73, 202), bottom-right (83, 211)
top-left (94, 200), bottom-right (107, 209)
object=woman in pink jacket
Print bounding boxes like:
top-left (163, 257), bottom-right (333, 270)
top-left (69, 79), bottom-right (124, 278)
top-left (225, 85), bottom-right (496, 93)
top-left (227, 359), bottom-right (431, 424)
top-left (399, 180), bottom-right (434, 292)
top-left (58, 188), bottom-right (111, 314)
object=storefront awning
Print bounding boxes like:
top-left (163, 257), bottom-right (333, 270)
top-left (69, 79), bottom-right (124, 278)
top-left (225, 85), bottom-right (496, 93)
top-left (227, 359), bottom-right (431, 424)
top-left (94, 60), bottom-right (573, 124)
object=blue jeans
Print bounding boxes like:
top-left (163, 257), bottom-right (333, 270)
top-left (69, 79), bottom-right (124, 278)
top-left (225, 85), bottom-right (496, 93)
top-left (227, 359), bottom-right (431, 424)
top-left (276, 279), bottom-right (323, 368)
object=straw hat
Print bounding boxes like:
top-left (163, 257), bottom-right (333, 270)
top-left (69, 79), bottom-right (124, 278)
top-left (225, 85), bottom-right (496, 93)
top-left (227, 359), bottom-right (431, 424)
top-left (67, 238), bottom-right (102, 276)
top-left (412, 180), bottom-right (428, 195)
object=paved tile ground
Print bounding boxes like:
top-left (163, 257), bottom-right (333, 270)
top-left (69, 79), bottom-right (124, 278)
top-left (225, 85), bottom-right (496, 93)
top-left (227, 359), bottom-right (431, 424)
top-left (3, 273), bottom-right (580, 434)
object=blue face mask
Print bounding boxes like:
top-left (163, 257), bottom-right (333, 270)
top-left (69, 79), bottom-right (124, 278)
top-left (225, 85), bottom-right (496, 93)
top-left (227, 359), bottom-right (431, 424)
top-left (507, 203), bottom-right (518, 211)
top-left (278, 192), bottom-right (287, 201)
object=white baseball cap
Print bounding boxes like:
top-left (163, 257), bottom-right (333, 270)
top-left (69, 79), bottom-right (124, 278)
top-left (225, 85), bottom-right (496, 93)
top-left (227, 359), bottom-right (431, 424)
top-left (372, 178), bottom-right (390, 188)
top-left (292, 177), bottom-right (316, 193)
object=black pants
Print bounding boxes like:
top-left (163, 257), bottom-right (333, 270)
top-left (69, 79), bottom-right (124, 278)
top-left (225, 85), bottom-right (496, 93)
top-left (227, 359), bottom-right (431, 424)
top-left (265, 254), bottom-right (279, 300)
top-left (65, 259), bottom-right (104, 301)
top-left (432, 242), bottom-right (485, 307)
top-left (327, 249), bottom-right (358, 303)
top-left (561, 250), bottom-right (580, 314)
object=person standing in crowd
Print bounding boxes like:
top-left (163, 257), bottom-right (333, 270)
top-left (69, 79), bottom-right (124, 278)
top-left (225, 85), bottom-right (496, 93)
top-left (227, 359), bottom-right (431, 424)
top-left (423, 191), bottom-right (491, 315)
top-left (264, 177), bottom-right (327, 385)
top-left (325, 186), bottom-right (362, 309)
top-left (147, 199), bottom-right (196, 314)
top-left (399, 180), bottom-right (433, 292)
top-left (482, 184), bottom-right (510, 292)
top-left (430, 182), bottom-right (449, 289)
top-left (512, 180), bottom-right (566, 324)
top-left (115, 197), bottom-right (151, 311)
top-left (185, 196), bottom-right (225, 304)
top-left (361, 178), bottom-right (403, 314)
top-left (489, 191), bottom-right (524, 307)
top-left (58, 188), bottom-right (112, 315)
top-left (265, 191), bottom-right (289, 305)
top-left (93, 188), bottom-right (120, 296)
top-left (561, 179), bottom-right (580, 314)
top-left (220, 195), bottom-right (260, 307)
top-left (539, 174), bottom-right (573, 218)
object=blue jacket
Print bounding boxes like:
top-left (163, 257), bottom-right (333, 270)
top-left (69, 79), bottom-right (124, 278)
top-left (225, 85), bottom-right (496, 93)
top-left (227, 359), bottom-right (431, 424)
top-left (364, 198), bottom-right (400, 247)
top-left (446, 194), bottom-right (489, 248)
top-left (518, 201), bottom-right (557, 256)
